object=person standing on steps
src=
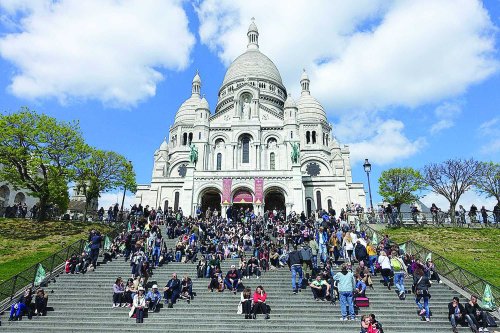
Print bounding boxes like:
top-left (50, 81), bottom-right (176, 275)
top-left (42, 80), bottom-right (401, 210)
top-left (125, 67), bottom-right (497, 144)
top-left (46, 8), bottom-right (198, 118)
top-left (89, 230), bottom-right (102, 270)
top-left (334, 263), bottom-right (356, 321)
top-left (287, 245), bottom-right (303, 294)
top-left (413, 267), bottom-right (431, 322)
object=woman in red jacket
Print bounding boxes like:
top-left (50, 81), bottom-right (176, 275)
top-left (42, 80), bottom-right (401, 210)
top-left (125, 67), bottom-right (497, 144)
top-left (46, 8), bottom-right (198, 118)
top-left (252, 286), bottom-right (269, 319)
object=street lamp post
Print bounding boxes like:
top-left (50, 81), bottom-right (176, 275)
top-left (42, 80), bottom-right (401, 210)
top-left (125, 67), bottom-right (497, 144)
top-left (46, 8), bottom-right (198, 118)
top-left (363, 158), bottom-right (374, 213)
top-left (120, 160), bottom-right (132, 221)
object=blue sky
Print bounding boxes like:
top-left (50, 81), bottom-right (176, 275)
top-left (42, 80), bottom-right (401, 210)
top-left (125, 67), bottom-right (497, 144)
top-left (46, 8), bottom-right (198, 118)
top-left (0, 0), bottom-right (499, 210)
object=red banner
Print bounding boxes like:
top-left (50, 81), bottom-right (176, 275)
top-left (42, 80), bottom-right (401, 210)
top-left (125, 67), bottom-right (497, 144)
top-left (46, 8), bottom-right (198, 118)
top-left (222, 178), bottom-right (232, 204)
top-left (254, 178), bottom-right (264, 204)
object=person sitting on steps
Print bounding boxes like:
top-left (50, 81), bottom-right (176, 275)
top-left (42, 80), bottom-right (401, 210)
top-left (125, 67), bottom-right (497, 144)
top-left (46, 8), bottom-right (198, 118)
top-left (129, 286), bottom-right (146, 323)
top-left (239, 287), bottom-right (253, 319)
top-left (34, 288), bottom-right (48, 317)
top-left (180, 275), bottom-right (193, 303)
top-left (252, 286), bottom-right (270, 320)
top-left (146, 284), bottom-right (161, 312)
top-left (163, 273), bottom-right (181, 308)
top-left (225, 265), bottom-right (241, 294)
top-left (448, 296), bottom-right (465, 333)
top-left (247, 255), bottom-right (261, 279)
top-left (8, 288), bottom-right (32, 321)
top-left (309, 274), bottom-right (331, 301)
top-left (464, 295), bottom-right (489, 333)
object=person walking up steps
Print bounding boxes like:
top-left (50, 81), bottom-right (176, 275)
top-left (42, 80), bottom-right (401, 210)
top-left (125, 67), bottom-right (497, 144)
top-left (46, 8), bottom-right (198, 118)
top-left (390, 250), bottom-right (407, 300)
top-left (287, 245), bottom-right (303, 294)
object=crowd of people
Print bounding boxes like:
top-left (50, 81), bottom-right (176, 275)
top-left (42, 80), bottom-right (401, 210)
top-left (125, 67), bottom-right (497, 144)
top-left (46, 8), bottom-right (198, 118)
top-left (5, 200), bottom-right (497, 331)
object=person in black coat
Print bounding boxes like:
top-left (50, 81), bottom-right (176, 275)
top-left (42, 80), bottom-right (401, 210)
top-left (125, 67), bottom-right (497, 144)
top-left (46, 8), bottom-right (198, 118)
top-left (354, 240), bottom-right (368, 264)
top-left (464, 295), bottom-right (489, 333)
top-left (448, 297), bottom-right (465, 333)
top-left (163, 273), bottom-right (181, 308)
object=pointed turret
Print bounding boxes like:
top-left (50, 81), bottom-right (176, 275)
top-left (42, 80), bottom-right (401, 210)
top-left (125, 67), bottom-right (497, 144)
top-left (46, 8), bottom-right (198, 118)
top-left (192, 70), bottom-right (201, 95)
top-left (300, 69), bottom-right (310, 95)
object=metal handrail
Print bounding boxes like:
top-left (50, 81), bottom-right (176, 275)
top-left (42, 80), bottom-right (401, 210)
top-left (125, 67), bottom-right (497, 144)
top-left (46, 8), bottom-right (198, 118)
top-left (360, 223), bottom-right (499, 307)
top-left (349, 211), bottom-right (499, 227)
top-left (0, 220), bottom-right (126, 311)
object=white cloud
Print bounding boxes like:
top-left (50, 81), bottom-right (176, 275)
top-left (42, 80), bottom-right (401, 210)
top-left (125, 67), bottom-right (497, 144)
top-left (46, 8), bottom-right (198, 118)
top-left (336, 116), bottom-right (426, 165)
top-left (478, 117), bottom-right (500, 155)
top-left (197, 0), bottom-right (498, 112)
top-left (0, 0), bottom-right (195, 107)
top-left (96, 192), bottom-right (135, 211)
top-left (430, 101), bottom-right (462, 134)
top-left (421, 190), bottom-right (497, 211)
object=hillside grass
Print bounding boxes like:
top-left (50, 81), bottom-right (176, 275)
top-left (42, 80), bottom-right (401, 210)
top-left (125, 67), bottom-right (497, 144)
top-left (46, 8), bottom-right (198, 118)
top-left (382, 227), bottom-right (500, 286)
top-left (0, 218), bottom-right (113, 283)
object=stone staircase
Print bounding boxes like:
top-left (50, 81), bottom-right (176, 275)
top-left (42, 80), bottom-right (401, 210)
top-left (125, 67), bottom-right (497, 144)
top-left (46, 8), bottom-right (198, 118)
top-left (0, 234), bottom-right (479, 332)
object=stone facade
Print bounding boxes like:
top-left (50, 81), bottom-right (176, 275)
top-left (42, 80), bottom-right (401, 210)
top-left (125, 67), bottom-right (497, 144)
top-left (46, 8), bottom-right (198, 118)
top-left (136, 19), bottom-right (366, 217)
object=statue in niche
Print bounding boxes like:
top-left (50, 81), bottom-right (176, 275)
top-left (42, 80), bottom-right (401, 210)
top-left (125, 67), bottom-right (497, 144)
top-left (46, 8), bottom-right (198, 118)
top-left (241, 96), bottom-right (251, 119)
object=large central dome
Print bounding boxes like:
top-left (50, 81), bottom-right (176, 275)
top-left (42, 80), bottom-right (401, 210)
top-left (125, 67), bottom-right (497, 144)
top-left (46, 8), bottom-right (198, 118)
top-left (222, 49), bottom-right (283, 87)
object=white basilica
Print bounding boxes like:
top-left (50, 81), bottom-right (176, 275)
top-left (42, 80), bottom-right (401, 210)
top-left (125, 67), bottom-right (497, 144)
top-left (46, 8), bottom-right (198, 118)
top-left (136, 19), bottom-right (366, 217)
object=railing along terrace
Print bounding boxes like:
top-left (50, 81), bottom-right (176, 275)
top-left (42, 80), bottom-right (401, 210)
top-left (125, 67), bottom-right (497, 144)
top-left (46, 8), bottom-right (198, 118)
top-left (360, 223), bottom-right (499, 308)
top-left (0, 220), bottom-right (127, 311)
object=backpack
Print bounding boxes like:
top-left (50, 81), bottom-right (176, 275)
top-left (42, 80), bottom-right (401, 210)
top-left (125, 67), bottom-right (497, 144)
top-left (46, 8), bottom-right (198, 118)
top-left (390, 258), bottom-right (401, 271)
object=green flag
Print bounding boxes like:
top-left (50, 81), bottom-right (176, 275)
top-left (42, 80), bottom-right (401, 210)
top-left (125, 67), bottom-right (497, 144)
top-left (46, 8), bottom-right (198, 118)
top-left (34, 264), bottom-right (46, 286)
top-left (84, 242), bottom-right (91, 253)
top-left (104, 236), bottom-right (111, 251)
top-left (482, 284), bottom-right (495, 310)
top-left (372, 233), bottom-right (378, 245)
top-left (399, 243), bottom-right (406, 253)
top-left (127, 222), bottom-right (132, 232)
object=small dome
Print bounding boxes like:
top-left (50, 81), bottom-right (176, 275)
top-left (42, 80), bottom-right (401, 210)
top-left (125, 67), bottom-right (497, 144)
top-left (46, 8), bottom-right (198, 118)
top-left (284, 94), bottom-right (297, 108)
top-left (297, 94), bottom-right (327, 123)
top-left (174, 94), bottom-right (201, 124)
top-left (198, 96), bottom-right (209, 110)
top-left (159, 137), bottom-right (168, 151)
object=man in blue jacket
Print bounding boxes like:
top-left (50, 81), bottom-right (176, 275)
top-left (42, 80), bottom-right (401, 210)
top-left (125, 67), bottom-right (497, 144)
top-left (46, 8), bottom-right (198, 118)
top-left (163, 273), bottom-right (181, 308)
top-left (89, 230), bottom-right (102, 270)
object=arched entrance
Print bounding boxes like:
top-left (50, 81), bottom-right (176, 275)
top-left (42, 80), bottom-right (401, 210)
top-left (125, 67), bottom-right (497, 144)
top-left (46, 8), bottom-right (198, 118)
top-left (264, 190), bottom-right (285, 213)
top-left (0, 185), bottom-right (10, 207)
top-left (14, 192), bottom-right (26, 204)
top-left (201, 190), bottom-right (221, 215)
top-left (232, 189), bottom-right (253, 213)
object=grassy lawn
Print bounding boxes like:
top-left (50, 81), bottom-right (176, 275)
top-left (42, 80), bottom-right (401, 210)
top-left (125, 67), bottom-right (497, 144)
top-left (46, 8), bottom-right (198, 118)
top-left (382, 227), bottom-right (500, 286)
top-left (0, 218), bottom-right (113, 283)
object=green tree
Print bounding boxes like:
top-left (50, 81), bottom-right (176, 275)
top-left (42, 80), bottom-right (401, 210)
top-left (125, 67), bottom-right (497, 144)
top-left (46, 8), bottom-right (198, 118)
top-left (76, 149), bottom-right (136, 220)
top-left (423, 158), bottom-right (481, 225)
top-left (0, 108), bottom-right (89, 221)
top-left (475, 161), bottom-right (500, 205)
top-left (378, 167), bottom-right (425, 216)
